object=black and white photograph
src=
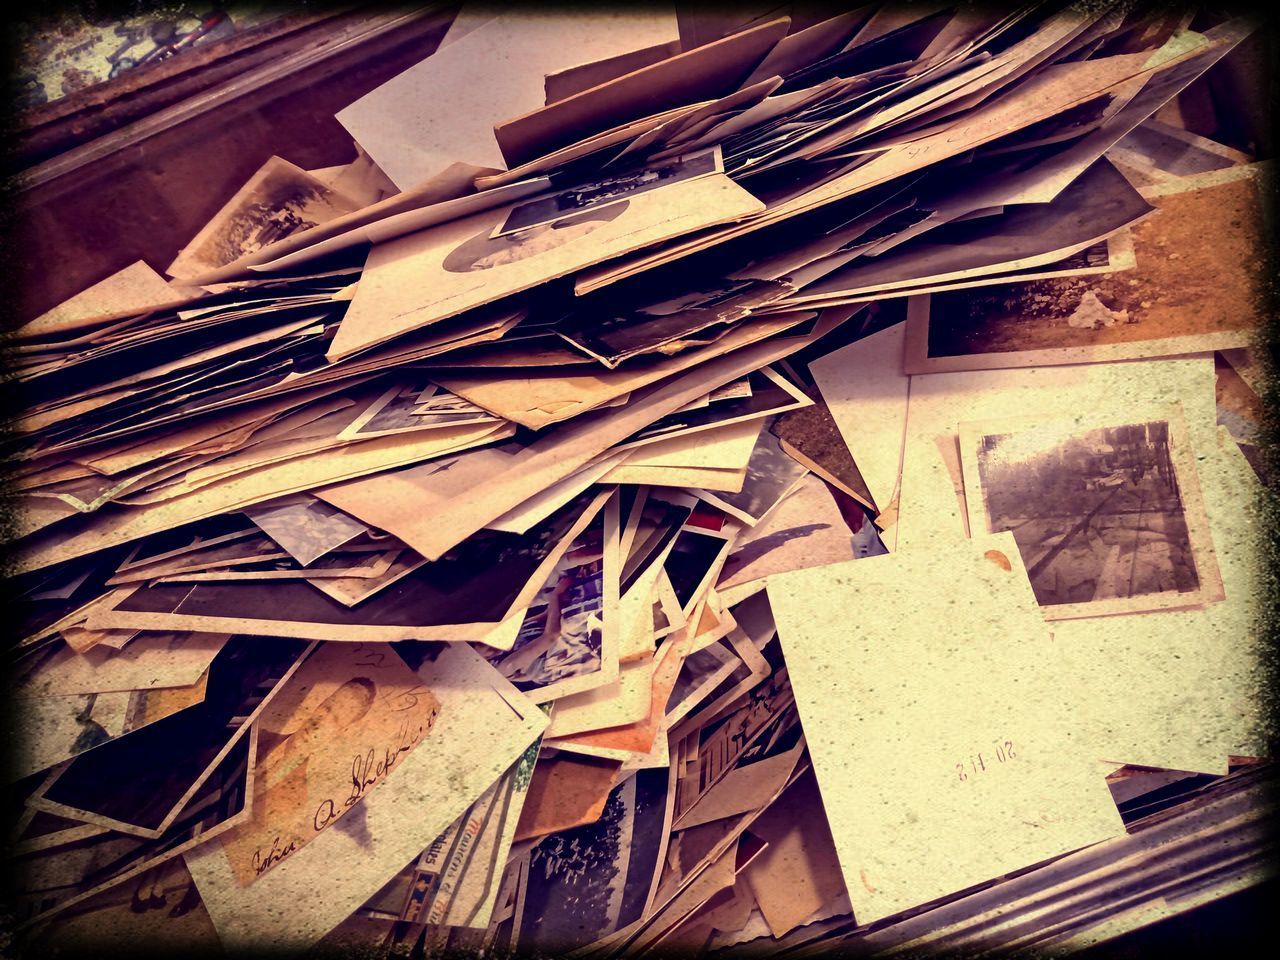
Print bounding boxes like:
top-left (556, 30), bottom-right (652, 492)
top-left (620, 496), bottom-right (691, 595)
top-left (497, 520), bottom-right (605, 688)
top-left (558, 277), bottom-right (794, 368)
top-left (959, 404), bottom-right (1225, 619)
top-left (167, 157), bottom-right (362, 280)
top-left (495, 148), bottom-right (722, 239)
top-left (665, 640), bottom-right (740, 725)
top-left (517, 766), bottom-right (673, 953)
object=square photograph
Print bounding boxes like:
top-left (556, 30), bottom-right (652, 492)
top-left (958, 403), bottom-right (1223, 619)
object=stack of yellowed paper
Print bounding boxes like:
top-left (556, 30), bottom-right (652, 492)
top-left (5, 4), bottom-right (1270, 957)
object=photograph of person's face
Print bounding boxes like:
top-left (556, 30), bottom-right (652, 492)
top-left (314, 677), bottom-right (377, 729)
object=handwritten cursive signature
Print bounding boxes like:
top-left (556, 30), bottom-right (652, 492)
top-left (313, 721), bottom-right (426, 831)
top-left (251, 835), bottom-right (299, 877)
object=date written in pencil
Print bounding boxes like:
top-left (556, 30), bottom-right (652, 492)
top-left (956, 740), bottom-right (1015, 781)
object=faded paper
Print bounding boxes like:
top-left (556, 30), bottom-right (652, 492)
top-left (184, 644), bottom-right (547, 951)
top-left (809, 322), bottom-right (909, 519)
top-left (767, 534), bottom-right (1125, 925)
top-left (328, 171), bottom-right (765, 361)
top-left (212, 643), bottom-right (441, 885)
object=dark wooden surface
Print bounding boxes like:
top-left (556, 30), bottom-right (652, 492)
top-left (13, 10), bottom-right (354, 170)
top-left (7, 7), bottom-right (457, 327)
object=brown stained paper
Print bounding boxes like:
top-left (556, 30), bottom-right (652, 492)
top-left (514, 753), bottom-right (622, 842)
top-left (327, 170), bottom-right (765, 361)
top-left (213, 643), bottom-right (441, 885)
top-left (8, 10), bottom-right (1269, 955)
top-left (18, 262), bottom-right (194, 339)
top-left (15, 632), bottom-right (231, 698)
top-left (545, 625), bottom-right (692, 760)
top-left (544, 653), bottom-right (661, 741)
top-left (602, 464), bottom-right (747, 493)
top-left (184, 644), bottom-right (547, 951)
top-left (610, 418), bottom-right (764, 473)
top-left (574, 43), bottom-right (1219, 296)
top-left (433, 311), bottom-right (815, 431)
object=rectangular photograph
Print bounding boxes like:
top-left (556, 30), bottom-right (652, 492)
top-left (694, 424), bottom-right (809, 526)
top-left (958, 403), bottom-right (1224, 620)
top-left (337, 382), bottom-right (498, 442)
top-left (493, 148), bottom-right (722, 238)
top-left (515, 766), bottom-right (674, 953)
top-left (904, 165), bottom-right (1265, 373)
top-left (167, 157), bottom-right (362, 280)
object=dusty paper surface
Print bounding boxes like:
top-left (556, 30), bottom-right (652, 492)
top-left (337, 9), bottom-right (680, 187)
top-left (185, 644), bottom-right (547, 950)
top-left (767, 534), bottom-right (1125, 925)
top-left (328, 163), bottom-right (764, 361)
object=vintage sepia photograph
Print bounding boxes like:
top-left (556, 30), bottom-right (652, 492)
top-left (490, 493), bottom-right (619, 704)
top-left (959, 405), bottom-right (1224, 620)
top-left (517, 766), bottom-right (671, 952)
top-left (496, 518), bottom-right (606, 691)
top-left (495, 148), bottom-right (721, 238)
top-left (214, 641), bottom-right (441, 887)
top-left (167, 157), bottom-right (363, 279)
top-left (905, 165), bottom-right (1264, 373)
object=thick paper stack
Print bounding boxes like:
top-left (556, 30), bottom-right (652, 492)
top-left (5, 4), bottom-right (1270, 956)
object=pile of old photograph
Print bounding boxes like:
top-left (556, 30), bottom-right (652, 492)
top-left (4, 4), bottom-right (1273, 957)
